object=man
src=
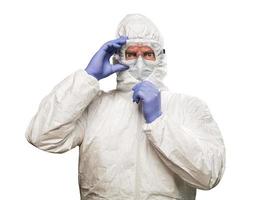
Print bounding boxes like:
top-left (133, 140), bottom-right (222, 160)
top-left (25, 14), bottom-right (225, 200)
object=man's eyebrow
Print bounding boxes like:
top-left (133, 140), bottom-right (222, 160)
top-left (144, 50), bottom-right (155, 53)
top-left (125, 50), bottom-right (137, 53)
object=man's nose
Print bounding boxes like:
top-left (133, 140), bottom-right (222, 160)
top-left (136, 55), bottom-right (144, 63)
top-left (136, 51), bottom-right (144, 57)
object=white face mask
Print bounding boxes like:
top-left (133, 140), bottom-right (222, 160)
top-left (122, 56), bottom-right (156, 81)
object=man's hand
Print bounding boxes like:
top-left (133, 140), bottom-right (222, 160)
top-left (85, 36), bottom-right (129, 80)
top-left (132, 81), bottom-right (162, 123)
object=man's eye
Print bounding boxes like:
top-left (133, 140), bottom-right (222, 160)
top-left (126, 52), bottom-right (137, 58)
top-left (144, 52), bottom-right (155, 57)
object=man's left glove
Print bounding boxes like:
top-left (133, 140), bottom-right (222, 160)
top-left (132, 81), bottom-right (162, 123)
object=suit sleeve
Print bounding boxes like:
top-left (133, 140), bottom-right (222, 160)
top-left (25, 69), bottom-right (100, 153)
top-left (142, 94), bottom-right (226, 190)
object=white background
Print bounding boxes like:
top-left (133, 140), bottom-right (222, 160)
top-left (0, 0), bottom-right (258, 199)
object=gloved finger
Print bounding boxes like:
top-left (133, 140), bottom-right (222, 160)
top-left (105, 43), bottom-right (121, 54)
top-left (133, 89), bottom-right (146, 104)
top-left (137, 81), bottom-right (158, 95)
top-left (111, 64), bottom-right (129, 73)
top-left (112, 36), bottom-right (128, 45)
top-left (110, 43), bottom-right (121, 49)
top-left (142, 80), bottom-right (158, 90)
top-left (132, 82), bottom-right (143, 91)
top-left (105, 37), bottom-right (127, 50)
top-left (132, 91), bottom-right (140, 103)
top-left (132, 83), bottom-right (145, 103)
top-left (106, 42), bottom-right (126, 55)
top-left (132, 87), bottom-right (145, 103)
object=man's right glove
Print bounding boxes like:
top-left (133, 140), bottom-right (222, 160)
top-left (132, 81), bottom-right (162, 124)
top-left (85, 36), bottom-right (129, 80)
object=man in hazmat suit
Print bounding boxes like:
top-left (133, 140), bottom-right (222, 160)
top-left (25, 14), bottom-right (226, 200)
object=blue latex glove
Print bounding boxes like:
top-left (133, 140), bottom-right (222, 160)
top-left (132, 81), bottom-right (162, 123)
top-left (85, 36), bottom-right (129, 80)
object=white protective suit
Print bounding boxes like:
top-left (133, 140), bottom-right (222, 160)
top-left (25, 14), bottom-right (226, 200)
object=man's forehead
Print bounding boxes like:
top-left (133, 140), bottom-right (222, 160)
top-left (126, 45), bottom-right (153, 52)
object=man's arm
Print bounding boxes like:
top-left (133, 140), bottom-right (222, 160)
top-left (25, 37), bottom-right (128, 154)
top-left (142, 94), bottom-right (226, 190)
top-left (25, 69), bottom-right (100, 153)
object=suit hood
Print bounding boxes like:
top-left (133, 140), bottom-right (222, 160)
top-left (114, 14), bottom-right (168, 92)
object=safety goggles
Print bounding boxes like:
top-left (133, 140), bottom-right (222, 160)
top-left (114, 38), bottom-right (165, 65)
top-left (124, 45), bottom-right (156, 61)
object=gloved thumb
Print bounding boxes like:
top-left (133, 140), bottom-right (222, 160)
top-left (112, 64), bottom-right (129, 73)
